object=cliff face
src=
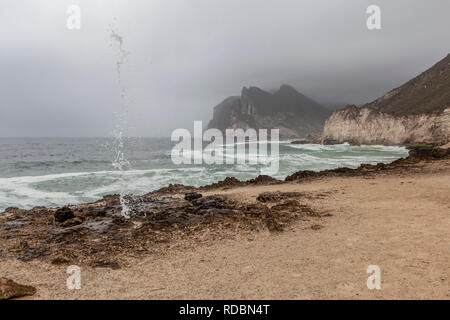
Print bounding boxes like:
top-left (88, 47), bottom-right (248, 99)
top-left (321, 54), bottom-right (450, 145)
top-left (208, 85), bottom-right (330, 139)
top-left (322, 105), bottom-right (450, 145)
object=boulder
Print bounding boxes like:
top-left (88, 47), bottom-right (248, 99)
top-left (184, 192), bottom-right (202, 201)
top-left (54, 206), bottom-right (75, 223)
top-left (0, 278), bottom-right (36, 300)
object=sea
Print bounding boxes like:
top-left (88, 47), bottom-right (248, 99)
top-left (0, 137), bottom-right (409, 211)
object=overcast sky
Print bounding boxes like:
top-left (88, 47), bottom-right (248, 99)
top-left (1, 0), bottom-right (449, 137)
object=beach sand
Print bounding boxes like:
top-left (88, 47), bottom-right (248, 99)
top-left (1, 156), bottom-right (449, 300)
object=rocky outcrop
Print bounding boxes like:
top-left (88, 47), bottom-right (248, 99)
top-left (0, 278), bottom-right (36, 300)
top-left (321, 54), bottom-right (450, 145)
top-left (208, 85), bottom-right (330, 139)
top-left (321, 105), bottom-right (450, 145)
top-left (0, 190), bottom-right (322, 267)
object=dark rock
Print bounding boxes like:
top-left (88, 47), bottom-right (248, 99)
top-left (291, 139), bottom-right (312, 144)
top-left (285, 170), bottom-right (321, 181)
top-left (112, 216), bottom-right (132, 226)
top-left (54, 207), bottom-right (75, 223)
top-left (51, 257), bottom-right (70, 265)
top-left (61, 217), bottom-right (83, 228)
top-left (241, 203), bottom-right (270, 215)
top-left (0, 182), bottom-right (331, 265)
top-left (184, 192), bottom-right (202, 201)
top-left (3, 207), bottom-right (25, 214)
top-left (434, 147), bottom-right (450, 158)
top-left (409, 146), bottom-right (450, 159)
top-left (0, 278), bottom-right (36, 300)
top-left (192, 196), bottom-right (235, 213)
top-left (257, 191), bottom-right (303, 203)
top-left (205, 177), bottom-right (242, 189)
top-left (248, 175), bottom-right (279, 184)
top-left (92, 260), bottom-right (121, 270)
top-left (18, 247), bottom-right (51, 262)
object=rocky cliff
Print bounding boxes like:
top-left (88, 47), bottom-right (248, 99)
top-left (322, 105), bottom-right (450, 145)
top-left (321, 54), bottom-right (450, 145)
top-left (208, 85), bottom-right (330, 138)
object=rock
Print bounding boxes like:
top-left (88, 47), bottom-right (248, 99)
top-left (311, 224), bottom-right (323, 231)
top-left (92, 260), bottom-right (121, 270)
top-left (257, 192), bottom-right (282, 203)
top-left (291, 139), bottom-right (312, 144)
top-left (184, 192), bottom-right (202, 201)
top-left (257, 191), bottom-right (303, 203)
top-left (205, 177), bottom-right (242, 189)
top-left (0, 278), bottom-right (36, 300)
top-left (193, 196), bottom-right (235, 211)
top-left (321, 105), bottom-right (450, 145)
top-left (248, 175), bottom-right (279, 184)
top-left (431, 147), bottom-right (449, 158)
top-left (51, 257), bottom-right (70, 265)
top-left (61, 217), bottom-right (83, 228)
top-left (285, 170), bottom-right (321, 181)
top-left (320, 54), bottom-right (450, 145)
top-left (54, 207), bottom-right (75, 223)
top-left (207, 85), bottom-right (330, 139)
top-left (0, 188), bottom-right (329, 266)
top-left (265, 214), bottom-right (283, 232)
top-left (409, 146), bottom-right (450, 159)
top-left (4, 207), bottom-right (24, 214)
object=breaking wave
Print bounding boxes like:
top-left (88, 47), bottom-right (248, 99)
top-left (0, 139), bottom-right (409, 211)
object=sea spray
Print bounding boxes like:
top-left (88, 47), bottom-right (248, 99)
top-left (110, 24), bottom-right (133, 218)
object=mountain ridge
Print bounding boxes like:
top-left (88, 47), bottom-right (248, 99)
top-left (208, 85), bottom-right (330, 138)
top-left (363, 54), bottom-right (450, 116)
top-left (321, 54), bottom-right (450, 145)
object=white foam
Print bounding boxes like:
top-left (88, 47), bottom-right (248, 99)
top-left (0, 144), bottom-right (408, 212)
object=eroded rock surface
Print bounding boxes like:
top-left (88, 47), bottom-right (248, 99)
top-left (0, 192), bottom-right (323, 268)
top-left (0, 278), bottom-right (36, 300)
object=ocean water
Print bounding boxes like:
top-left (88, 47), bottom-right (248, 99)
top-left (0, 137), bottom-right (409, 211)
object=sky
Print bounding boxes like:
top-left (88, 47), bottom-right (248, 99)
top-left (1, 0), bottom-right (449, 137)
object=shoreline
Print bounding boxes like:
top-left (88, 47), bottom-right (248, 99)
top-left (0, 141), bottom-right (409, 213)
top-left (0, 146), bottom-right (449, 299)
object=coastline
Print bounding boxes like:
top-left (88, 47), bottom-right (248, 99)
top-left (1, 146), bottom-right (449, 299)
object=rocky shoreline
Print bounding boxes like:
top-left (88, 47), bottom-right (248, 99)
top-left (0, 146), bottom-right (449, 280)
top-left (0, 188), bottom-right (326, 268)
top-left (0, 145), bottom-right (449, 299)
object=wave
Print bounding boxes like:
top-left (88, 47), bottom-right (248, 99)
top-left (216, 140), bottom-right (292, 147)
top-left (286, 142), bottom-right (408, 153)
top-left (0, 143), bottom-right (409, 212)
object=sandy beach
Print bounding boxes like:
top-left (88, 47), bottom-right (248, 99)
top-left (1, 152), bottom-right (449, 300)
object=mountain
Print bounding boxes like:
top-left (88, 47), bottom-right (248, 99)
top-left (365, 54), bottom-right (450, 116)
top-left (207, 85), bottom-right (331, 138)
top-left (321, 54), bottom-right (450, 145)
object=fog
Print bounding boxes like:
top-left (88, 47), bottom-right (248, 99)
top-left (1, 0), bottom-right (449, 137)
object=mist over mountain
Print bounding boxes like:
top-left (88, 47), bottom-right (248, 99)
top-left (208, 85), bottom-right (331, 138)
top-left (1, 1), bottom-right (450, 137)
